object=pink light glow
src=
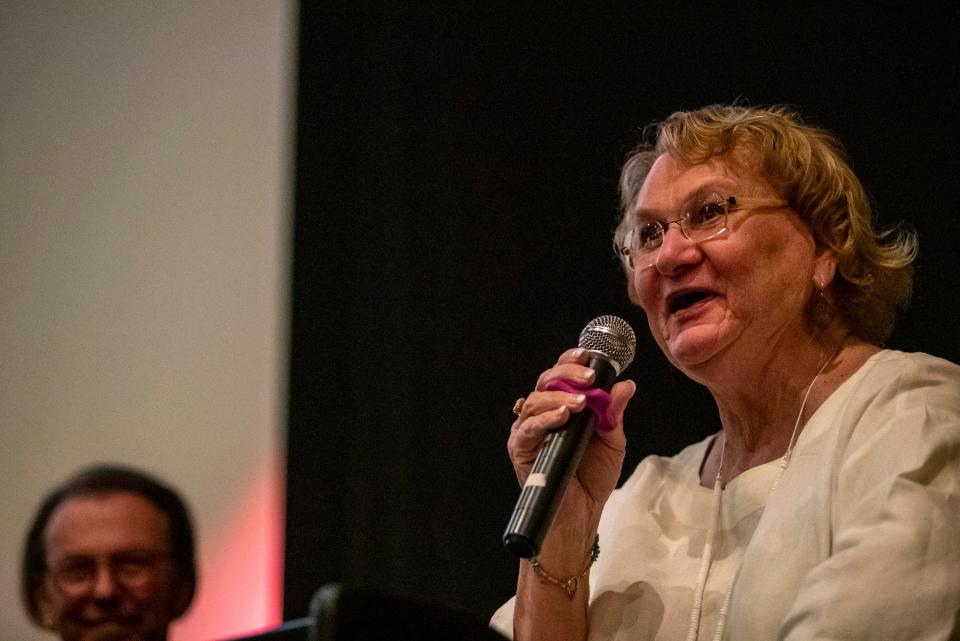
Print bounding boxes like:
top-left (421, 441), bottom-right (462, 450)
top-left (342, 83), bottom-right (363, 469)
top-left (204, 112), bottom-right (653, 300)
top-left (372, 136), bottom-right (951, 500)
top-left (170, 452), bottom-right (285, 641)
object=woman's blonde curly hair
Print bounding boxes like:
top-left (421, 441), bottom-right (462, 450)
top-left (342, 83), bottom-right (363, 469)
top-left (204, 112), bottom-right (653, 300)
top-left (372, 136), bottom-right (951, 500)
top-left (614, 104), bottom-right (916, 344)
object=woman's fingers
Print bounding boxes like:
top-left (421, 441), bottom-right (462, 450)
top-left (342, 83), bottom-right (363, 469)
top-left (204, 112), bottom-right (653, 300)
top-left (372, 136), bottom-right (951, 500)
top-left (510, 348), bottom-right (636, 486)
top-left (508, 391), bottom-right (588, 482)
top-left (510, 393), bottom-right (586, 452)
top-left (535, 349), bottom-right (596, 391)
top-left (512, 389), bottom-right (586, 426)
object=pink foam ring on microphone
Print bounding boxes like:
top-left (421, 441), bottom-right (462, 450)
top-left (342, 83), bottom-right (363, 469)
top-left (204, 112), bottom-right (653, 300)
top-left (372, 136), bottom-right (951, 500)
top-left (543, 379), bottom-right (615, 431)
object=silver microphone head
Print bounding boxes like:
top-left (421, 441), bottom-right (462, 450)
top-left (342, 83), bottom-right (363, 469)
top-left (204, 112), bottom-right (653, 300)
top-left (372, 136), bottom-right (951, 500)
top-left (577, 315), bottom-right (636, 376)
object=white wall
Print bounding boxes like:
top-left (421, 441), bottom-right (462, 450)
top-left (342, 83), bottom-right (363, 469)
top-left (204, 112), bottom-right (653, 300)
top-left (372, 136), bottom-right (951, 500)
top-left (0, 2), bottom-right (295, 639)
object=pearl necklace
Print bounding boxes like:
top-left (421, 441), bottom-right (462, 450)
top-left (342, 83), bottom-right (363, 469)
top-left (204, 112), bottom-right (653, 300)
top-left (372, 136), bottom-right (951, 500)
top-left (684, 346), bottom-right (841, 641)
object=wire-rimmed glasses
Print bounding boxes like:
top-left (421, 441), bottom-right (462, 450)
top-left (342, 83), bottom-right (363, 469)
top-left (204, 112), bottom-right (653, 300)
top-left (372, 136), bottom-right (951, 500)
top-left (619, 193), bottom-right (788, 271)
top-left (47, 550), bottom-right (170, 597)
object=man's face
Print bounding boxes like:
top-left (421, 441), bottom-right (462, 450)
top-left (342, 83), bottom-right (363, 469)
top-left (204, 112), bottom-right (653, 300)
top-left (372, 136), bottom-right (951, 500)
top-left (38, 492), bottom-right (189, 641)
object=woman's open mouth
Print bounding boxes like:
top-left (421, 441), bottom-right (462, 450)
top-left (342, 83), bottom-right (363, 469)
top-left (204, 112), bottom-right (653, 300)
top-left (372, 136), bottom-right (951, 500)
top-left (668, 290), bottom-right (714, 314)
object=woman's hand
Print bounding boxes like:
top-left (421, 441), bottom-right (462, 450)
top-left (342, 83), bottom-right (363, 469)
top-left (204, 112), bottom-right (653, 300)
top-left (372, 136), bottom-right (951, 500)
top-left (507, 348), bottom-right (636, 641)
top-left (508, 348), bottom-right (637, 544)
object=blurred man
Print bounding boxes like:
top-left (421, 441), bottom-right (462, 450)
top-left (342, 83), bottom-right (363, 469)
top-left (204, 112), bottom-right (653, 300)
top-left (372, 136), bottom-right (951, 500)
top-left (22, 465), bottom-right (196, 641)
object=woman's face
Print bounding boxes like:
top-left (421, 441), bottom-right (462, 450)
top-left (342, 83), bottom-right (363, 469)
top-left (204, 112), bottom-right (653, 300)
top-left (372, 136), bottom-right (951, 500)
top-left (629, 151), bottom-right (836, 379)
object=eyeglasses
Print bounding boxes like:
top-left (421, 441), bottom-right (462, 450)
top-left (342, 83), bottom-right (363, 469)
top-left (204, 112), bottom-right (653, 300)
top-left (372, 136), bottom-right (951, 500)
top-left (47, 550), bottom-right (170, 597)
top-left (619, 193), bottom-right (788, 271)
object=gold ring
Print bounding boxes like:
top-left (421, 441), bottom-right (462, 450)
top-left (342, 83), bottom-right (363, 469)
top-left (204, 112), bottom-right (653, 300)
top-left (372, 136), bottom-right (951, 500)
top-left (512, 396), bottom-right (526, 416)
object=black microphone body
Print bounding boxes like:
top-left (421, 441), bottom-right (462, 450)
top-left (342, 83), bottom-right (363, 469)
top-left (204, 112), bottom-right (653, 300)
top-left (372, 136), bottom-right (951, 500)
top-left (503, 353), bottom-right (618, 558)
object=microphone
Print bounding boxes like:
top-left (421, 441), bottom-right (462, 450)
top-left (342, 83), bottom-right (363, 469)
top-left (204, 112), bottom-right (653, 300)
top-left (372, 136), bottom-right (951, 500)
top-left (503, 315), bottom-right (636, 558)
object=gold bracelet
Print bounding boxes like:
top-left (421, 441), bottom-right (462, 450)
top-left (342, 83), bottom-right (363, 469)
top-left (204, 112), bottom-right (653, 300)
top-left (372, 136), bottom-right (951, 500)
top-left (527, 535), bottom-right (600, 600)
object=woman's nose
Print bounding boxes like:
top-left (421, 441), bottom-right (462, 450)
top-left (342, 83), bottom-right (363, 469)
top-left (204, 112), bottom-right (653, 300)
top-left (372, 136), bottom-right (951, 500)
top-left (654, 225), bottom-right (701, 276)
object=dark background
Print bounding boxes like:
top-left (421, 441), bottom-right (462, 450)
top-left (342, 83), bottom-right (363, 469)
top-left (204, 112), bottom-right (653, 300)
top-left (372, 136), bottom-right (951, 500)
top-left (284, 4), bottom-right (960, 623)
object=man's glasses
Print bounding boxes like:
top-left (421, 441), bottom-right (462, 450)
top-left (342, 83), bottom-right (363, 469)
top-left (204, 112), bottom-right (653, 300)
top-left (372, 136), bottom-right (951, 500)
top-left (47, 550), bottom-right (170, 597)
top-left (619, 193), bottom-right (788, 271)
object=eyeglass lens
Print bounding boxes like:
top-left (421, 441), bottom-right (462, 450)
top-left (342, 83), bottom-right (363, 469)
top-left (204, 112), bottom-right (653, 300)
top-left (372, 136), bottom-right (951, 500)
top-left (627, 193), bottom-right (729, 268)
top-left (49, 551), bottom-right (167, 594)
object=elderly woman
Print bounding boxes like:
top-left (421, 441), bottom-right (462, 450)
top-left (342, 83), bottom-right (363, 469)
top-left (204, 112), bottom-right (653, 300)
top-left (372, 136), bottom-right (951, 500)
top-left (492, 105), bottom-right (960, 640)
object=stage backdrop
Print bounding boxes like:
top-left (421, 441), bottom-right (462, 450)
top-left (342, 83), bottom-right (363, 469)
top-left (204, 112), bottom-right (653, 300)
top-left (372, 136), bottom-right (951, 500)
top-left (285, 5), bottom-right (959, 624)
top-left (0, 3), bottom-right (294, 640)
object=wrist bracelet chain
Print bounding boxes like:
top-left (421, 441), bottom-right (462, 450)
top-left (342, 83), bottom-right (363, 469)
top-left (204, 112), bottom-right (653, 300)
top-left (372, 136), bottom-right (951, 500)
top-left (527, 535), bottom-right (600, 600)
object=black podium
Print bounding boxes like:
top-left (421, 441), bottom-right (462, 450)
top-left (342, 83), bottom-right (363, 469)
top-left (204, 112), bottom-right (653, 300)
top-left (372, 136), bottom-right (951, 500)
top-left (224, 617), bottom-right (312, 641)
top-left (224, 583), bottom-right (508, 641)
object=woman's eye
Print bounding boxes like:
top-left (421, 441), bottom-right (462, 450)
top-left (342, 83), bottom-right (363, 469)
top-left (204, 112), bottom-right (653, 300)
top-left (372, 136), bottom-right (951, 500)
top-left (690, 201), bottom-right (725, 226)
top-left (637, 223), bottom-right (663, 248)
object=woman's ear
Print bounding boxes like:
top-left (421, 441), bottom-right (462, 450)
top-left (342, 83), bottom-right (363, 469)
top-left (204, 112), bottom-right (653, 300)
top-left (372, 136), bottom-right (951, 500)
top-left (813, 245), bottom-right (838, 290)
